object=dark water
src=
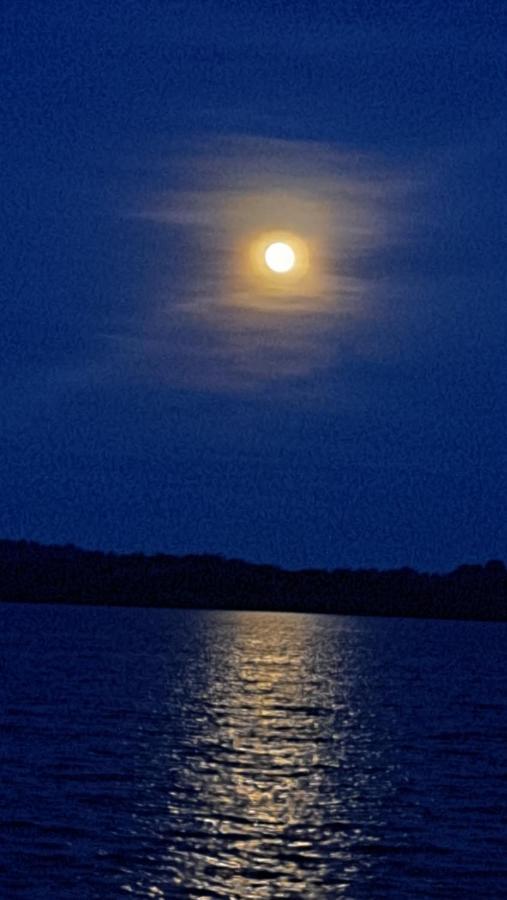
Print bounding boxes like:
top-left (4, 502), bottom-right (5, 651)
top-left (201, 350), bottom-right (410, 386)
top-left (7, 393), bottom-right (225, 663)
top-left (1, 604), bottom-right (507, 899)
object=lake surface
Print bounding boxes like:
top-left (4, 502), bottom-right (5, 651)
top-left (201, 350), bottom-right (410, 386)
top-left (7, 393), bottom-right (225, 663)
top-left (1, 603), bottom-right (507, 899)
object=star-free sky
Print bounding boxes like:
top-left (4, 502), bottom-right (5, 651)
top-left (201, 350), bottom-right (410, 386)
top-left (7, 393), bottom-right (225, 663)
top-left (2, 1), bottom-right (505, 571)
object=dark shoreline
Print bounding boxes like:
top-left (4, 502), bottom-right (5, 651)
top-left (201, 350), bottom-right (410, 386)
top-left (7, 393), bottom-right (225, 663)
top-left (1, 539), bottom-right (506, 623)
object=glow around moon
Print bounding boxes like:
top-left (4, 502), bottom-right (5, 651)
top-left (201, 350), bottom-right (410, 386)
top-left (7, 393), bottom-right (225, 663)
top-left (138, 135), bottom-right (397, 387)
top-left (264, 241), bottom-right (296, 273)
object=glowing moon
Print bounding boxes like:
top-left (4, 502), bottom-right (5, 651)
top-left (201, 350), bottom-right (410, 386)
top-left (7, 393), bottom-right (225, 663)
top-left (264, 241), bottom-right (296, 274)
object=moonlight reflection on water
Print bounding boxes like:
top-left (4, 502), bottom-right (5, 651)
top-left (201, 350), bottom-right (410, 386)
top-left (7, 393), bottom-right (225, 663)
top-left (158, 612), bottom-right (370, 897)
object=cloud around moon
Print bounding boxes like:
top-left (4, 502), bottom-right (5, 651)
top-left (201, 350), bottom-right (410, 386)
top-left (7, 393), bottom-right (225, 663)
top-left (122, 135), bottom-right (411, 394)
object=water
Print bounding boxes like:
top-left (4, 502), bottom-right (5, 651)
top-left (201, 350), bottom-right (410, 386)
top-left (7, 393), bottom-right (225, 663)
top-left (1, 603), bottom-right (507, 899)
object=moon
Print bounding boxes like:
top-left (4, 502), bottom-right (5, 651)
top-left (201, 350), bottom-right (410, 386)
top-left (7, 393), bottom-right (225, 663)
top-left (264, 241), bottom-right (296, 274)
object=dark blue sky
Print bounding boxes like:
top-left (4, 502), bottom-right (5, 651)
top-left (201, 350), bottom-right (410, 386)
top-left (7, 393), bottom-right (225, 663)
top-left (1, 1), bottom-right (505, 571)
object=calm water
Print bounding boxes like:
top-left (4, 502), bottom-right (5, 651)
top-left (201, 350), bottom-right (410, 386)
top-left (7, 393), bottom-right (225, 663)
top-left (1, 604), bottom-right (507, 899)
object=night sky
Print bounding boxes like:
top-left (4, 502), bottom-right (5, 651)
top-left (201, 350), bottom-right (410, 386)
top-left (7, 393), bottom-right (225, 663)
top-left (2, 1), bottom-right (506, 571)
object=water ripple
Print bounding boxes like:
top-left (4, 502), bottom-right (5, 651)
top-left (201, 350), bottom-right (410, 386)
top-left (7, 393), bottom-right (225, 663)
top-left (1, 605), bottom-right (507, 898)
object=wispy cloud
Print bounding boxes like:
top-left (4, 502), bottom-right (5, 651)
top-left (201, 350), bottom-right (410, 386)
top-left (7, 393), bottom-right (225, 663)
top-left (115, 135), bottom-right (411, 394)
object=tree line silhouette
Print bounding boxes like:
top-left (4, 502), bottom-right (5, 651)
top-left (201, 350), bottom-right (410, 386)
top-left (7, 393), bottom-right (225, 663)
top-left (0, 539), bottom-right (506, 622)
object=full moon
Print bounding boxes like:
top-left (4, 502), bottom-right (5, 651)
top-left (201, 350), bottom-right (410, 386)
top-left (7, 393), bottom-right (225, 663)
top-left (264, 241), bottom-right (296, 274)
